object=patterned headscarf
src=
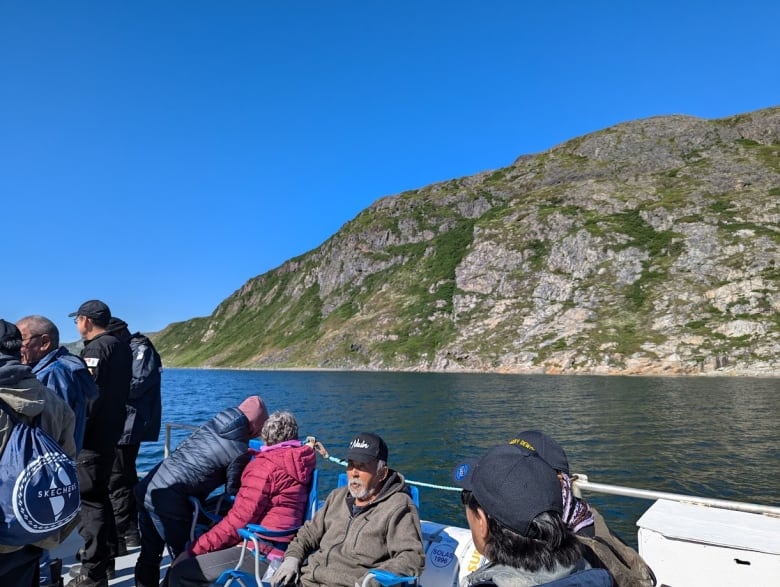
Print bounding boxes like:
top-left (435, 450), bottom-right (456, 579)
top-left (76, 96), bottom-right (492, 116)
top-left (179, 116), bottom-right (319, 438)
top-left (559, 472), bottom-right (595, 534)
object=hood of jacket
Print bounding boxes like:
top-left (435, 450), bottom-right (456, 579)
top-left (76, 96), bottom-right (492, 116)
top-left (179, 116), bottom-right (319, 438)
top-left (0, 355), bottom-right (47, 419)
top-left (257, 441), bottom-right (317, 486)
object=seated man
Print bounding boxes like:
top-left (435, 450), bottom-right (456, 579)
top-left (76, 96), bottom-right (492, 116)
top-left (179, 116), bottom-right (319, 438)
top-left (133, 395), bottom-right (269, 587)
top-left (453, 444), bottom-right (612, 587)
top-left (167, 411), bottom-right (316, 587)
top-left (272, 432), bottom-right (425, 587)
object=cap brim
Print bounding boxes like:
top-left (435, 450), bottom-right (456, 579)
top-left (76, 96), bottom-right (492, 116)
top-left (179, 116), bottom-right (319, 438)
top-left (346, 452), bottom-right (377, 464)
top-left (452, 459), bottom-right (477, 490)
top-left (67, 311), bottom-right (78, 317)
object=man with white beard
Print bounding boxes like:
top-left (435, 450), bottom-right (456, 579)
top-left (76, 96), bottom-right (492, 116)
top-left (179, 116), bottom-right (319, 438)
top-left (271, 432), bottom-right (425, 587)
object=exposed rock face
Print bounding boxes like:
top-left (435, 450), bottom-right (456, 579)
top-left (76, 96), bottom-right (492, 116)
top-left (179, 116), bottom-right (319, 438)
top-left (154, 107), bottom-right (780, 376)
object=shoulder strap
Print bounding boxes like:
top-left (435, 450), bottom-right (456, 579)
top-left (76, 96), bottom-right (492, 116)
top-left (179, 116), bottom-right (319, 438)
top-left (0, 397), bottom-right (20, 423)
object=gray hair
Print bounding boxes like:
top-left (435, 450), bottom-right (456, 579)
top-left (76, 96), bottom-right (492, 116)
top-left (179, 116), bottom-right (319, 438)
top-left (261, 411), bottom-right (299, 446)
top-left (17, 315), bottom-right (60, 348)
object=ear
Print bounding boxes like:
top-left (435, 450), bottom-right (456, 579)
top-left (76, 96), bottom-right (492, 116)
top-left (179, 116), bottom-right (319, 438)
top-left (473, 507), bottom-right (490, 542)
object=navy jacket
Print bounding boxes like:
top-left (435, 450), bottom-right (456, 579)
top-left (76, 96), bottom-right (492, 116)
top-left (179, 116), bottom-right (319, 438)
top-left (136, 406), bottom-right (253, 521)
top-left (32, 346), bottom-right (98, 453)
top-left (119, 332), bottom-right (162, 444)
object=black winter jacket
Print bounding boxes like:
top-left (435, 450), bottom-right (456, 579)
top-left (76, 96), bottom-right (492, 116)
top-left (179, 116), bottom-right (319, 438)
top-left (81, 332), bottom-right (132, 453)
top-left (135, 406), bottom-right (253, 521)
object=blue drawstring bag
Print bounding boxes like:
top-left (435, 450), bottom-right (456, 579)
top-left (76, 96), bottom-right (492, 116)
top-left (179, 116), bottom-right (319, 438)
top-left (0, 399), bottom-right (80, 546)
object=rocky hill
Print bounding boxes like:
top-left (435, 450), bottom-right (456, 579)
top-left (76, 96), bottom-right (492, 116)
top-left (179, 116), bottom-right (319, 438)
top-left (154, 106), bottom-right (780, 376)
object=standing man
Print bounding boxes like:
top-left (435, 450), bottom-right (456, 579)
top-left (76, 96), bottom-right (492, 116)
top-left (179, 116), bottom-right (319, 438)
top-left (0, 319), bottom-right (78, 587)
top-left (16, 315), bottom-right (98, 454)
top-left (105, 317), bottom-right (163, 551)
top-left (16, 315), bottom-right (98, 587)
top-left (67, 301), bottom-right (132, 587)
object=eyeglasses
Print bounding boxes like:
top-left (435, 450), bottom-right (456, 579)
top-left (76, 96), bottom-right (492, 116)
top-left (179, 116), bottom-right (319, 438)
top-left (21, 334), bottom-right (44, 346)
top-left (73, 316), bottom-right (82, 324)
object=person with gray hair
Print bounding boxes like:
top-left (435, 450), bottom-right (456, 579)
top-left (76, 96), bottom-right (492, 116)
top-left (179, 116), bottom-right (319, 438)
top-left (167, 411), bottom-right (317, 587)
top-left (16, 315), bottom-right (98, 454)
top-left (271, 432), bottom-right (425, 587)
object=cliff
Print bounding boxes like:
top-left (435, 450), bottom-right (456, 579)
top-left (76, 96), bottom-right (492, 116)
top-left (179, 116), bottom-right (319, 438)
top-left (153, 106), bottom-right (780, 376)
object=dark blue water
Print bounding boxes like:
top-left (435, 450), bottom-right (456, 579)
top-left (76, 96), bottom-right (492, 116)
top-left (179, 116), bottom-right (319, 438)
top-left (138, 369), bottom-right (780, 547)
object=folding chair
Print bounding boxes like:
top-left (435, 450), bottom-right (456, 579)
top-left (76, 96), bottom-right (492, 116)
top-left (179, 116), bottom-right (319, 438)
top-left (213, 469), bottom-right (319, 587)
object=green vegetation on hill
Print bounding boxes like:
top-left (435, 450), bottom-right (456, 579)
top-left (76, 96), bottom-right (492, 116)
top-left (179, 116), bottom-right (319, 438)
top-left (153, 106), bottom-right (780, 375)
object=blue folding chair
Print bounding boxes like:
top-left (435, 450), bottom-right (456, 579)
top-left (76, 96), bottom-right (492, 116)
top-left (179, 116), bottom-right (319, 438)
top-left (336, 472), bottom-right (420, 508)
top-left (213, 469), bottom-right (319, 587)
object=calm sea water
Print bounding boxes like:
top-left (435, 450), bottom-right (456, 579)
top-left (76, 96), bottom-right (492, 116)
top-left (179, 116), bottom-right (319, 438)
top-left (137, 369), bottom-right (780, 547)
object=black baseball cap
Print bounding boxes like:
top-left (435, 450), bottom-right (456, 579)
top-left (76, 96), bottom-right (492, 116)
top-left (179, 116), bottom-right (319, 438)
top-left (453, 444), bottom-right (563, 537)
top-left (347, 432), bottom-right (389, 464)
top-left (509, 430), bottom-right (570, 475)
top-left (68, 300), bottom-right (111, 327)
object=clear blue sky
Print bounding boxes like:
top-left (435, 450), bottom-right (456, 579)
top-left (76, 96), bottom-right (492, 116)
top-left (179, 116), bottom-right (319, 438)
top-left (3, 1), bottom-right (779, 343)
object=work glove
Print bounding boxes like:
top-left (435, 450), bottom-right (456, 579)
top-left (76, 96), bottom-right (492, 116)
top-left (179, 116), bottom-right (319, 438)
top-left (271, 556), bottom-right (301, 587)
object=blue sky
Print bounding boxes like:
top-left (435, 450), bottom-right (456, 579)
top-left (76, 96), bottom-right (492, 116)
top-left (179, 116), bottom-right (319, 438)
top-left (3, 1), bottom-right (779, 342)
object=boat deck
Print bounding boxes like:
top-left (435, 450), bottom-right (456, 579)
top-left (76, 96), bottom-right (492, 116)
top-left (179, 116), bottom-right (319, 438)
top-left (53, 529), bottom-right (170, 587)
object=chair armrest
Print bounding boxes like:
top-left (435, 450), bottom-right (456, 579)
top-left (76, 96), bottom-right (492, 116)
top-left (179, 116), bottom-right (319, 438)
top-left (245, 523), bottom-right (300, 538)
top-left (362, 569), bottom-right (417, 586)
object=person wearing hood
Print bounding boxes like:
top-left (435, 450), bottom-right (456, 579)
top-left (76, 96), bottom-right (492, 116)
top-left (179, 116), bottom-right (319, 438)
top-left (15, 315), bottom-right (98, 587)
top-left (271, 432), bottom-right (425, 587)
top-left (167, 411), bottom-right (316, 587)
top-left (133, 395), bottom-right (269, 587)
top-left (0, 319), bottom-right (77, 587)
top-left (105, 317), bottom-right (162, 553)
top-left (452, 444), bottom-right (612, 587)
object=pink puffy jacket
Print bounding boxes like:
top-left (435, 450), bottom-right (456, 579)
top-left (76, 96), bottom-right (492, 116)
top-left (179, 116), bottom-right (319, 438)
top-left (189, 440), bottom-right (316, 556)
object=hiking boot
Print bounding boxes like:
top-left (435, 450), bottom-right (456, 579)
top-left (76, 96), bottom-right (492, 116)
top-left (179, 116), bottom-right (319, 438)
top-left (124, 531), bottom-right (141, 548)
top-left (134, 561), bottom-right (160, 587)
top-left (68, 561), bottom-right (114, 580)
top-left (65, 573), bottom-right (108, 587)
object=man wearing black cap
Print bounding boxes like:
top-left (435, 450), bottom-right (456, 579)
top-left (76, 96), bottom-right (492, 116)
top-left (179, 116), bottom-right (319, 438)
top-left (0, 319), bottom-right (77, 587)
top-left (271, 432), bottom-right (425, 587)
top-left (67, 300), bottom-right (132, 587)
top-left (452, 444), bottom-right (611, 587)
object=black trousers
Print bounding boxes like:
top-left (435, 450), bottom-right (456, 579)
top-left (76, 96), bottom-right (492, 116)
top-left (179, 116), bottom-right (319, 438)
top-left (109, 443), bottom-right (141, 541)
top-left (76, 448), bottom-right (117, 579)
top-left (167, 546), bottom-right (269, 587)
top-left (0, 545), bottom-right (42, 587)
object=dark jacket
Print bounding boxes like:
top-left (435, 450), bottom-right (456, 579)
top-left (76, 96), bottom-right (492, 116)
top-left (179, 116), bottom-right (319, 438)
top-left (81, 332), bottom-right (132, 453)
top-left (190, 440), bottom-right (317, 556)
top-left (136, 407), bottom-right (253, 522)
top-left (31, 346), bottom-right (98, 454)
top-left (120, 332), bottom-right (162, 444)
top-left (286, 470), bottom-right (425, 587)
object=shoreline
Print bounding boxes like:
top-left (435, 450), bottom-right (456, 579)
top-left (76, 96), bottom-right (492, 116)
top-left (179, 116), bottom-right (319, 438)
top-left (157, 364), bottom-right (780, 378)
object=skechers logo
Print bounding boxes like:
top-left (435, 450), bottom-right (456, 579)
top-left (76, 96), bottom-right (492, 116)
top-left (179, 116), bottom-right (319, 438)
top-left (13, 453), bottom-right (80, 533)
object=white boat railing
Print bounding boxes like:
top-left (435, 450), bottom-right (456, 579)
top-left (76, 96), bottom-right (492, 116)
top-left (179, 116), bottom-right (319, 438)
top-left (572, 474), bottom-right (780, 517)
top-left (162, 423), bottom-right (780, 518)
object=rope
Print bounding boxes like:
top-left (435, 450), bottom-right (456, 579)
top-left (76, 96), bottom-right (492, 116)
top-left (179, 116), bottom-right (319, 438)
top-left (311, 439), bottom-right (461, 493)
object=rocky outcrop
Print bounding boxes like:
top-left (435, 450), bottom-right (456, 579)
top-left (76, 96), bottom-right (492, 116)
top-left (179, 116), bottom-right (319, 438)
top-left (154, 106), bottom-right (780, 376)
